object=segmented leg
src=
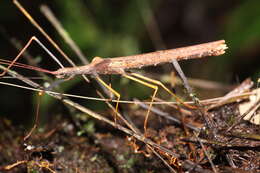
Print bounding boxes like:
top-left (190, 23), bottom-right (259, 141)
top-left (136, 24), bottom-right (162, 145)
top-left (123, 74), bottom-right (158, 135)
top-left (96, 76), bottom-right (121, 124)
top-left (130, 73), bottom-right (196, 109)
top-left (0, 36), bottom-right (64, 77)
top-left (23, 91), bottom-right (43, 141)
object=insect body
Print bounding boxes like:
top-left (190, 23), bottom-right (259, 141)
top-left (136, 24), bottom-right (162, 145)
top-left (53, 40), bottom-right (227, 78)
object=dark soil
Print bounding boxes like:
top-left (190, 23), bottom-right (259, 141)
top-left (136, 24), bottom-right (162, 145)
top-left (0, 94), bottom-right (259, 173)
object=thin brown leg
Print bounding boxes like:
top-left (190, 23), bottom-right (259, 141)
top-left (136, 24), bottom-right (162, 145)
top-left (0, 36), bottom-right (64, 77)
top-left (0, 37), bottom-right (34, 77)
top-left (23, 91), bottom-right (43, 141)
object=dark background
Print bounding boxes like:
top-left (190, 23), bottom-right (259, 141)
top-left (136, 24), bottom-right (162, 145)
top-left (0, 0), bottom-right (259, 126)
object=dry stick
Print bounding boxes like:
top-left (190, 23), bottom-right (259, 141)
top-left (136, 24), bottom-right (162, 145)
top-left (0, 80), bottom-right (254, 106)
top-left (225, 154), bottom-right (236, 168)
top-left (182, 134), bottom-right (260, 147)
top-left (0, 64), bottom-right (179, 159)
top-left (193, 131), bottom-right (217, 173)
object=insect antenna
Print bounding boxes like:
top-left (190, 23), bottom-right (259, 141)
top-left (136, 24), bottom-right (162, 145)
top-left (0, 58), bottom-right (55, 75)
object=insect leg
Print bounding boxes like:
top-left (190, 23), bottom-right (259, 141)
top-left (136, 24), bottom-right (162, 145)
top-left (130, 73), bottom-right (196, 109)
top-left (95, 76), bottom-right (121, 124)
top-left (0, 36), bottom-right (64, 77)
top-left (122, 74), bottom-right (158, 135)
top-left (23, 91), bottom-right (43, 141)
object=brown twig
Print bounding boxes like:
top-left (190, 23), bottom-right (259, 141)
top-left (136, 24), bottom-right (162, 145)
top-left (53, 40), bottom-right (227, 77)
top-left (194, 131), bottom-right (217, 173)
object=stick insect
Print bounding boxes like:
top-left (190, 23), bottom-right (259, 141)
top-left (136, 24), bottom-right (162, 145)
top-left (0, 0), bottom-right (227, 137)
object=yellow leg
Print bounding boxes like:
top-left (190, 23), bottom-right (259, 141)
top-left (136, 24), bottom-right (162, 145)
top-left (131, 73), bottom-right (196, 109)
top-left (96, 76), bottom-right (120, 124)
top-left (123, 74), bottom-right (158, 135)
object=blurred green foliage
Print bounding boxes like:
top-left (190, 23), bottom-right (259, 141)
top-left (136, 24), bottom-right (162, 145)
top-left (55, 0), bottom-right (143, 59)
top-left (225, 1), bottom-right (260, 53)
top-left (219, 0), bottom-right (260, 81)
